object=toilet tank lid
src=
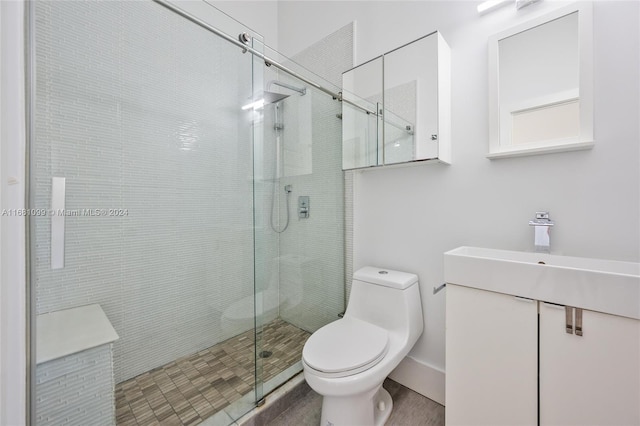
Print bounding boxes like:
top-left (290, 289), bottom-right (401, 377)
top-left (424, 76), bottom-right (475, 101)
top-left (354, 266), bottom-right (418, 289)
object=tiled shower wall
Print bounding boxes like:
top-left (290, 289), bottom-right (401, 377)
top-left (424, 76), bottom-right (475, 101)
top-left (33, 1), bottom-right (257, 382)
top-left (276, 24), bottom-right (354, 331)
top-left (36, 345), bottom-right (115, 425)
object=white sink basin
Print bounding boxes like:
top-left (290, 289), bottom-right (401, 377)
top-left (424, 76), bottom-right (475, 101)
top-left (444, 246), bottom-right (640, 320)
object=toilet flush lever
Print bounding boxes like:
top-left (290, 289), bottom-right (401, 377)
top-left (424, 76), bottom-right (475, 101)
top-left (433, 283), bottom-right (447, 294)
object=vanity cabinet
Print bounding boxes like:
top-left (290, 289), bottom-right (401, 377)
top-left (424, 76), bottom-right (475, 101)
top-left (446, 284), bottom-right (640, 426)
top-left (539, 303), bottom-right (640, 426)
top-left (445, 284), bottom-right (537, 426)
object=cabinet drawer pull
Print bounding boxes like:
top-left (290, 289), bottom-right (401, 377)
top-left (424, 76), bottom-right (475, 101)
top-left (575, 308), bottom-right (583, 336)
top-left (565, 306), bottom-right (574, 334)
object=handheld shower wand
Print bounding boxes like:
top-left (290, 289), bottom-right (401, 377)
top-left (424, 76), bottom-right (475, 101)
top-left (271, 184), bottom-right (292, 233)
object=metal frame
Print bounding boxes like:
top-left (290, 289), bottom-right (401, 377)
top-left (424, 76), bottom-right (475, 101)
top-left (25, 0), bottom-right (35, 423)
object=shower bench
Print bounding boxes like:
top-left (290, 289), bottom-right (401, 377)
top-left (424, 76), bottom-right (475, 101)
top-left (36, 304), bottom-right (119, 426)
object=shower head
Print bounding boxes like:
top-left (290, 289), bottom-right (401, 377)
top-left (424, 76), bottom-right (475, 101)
top-left (241, 91), bottom-right (289, 110)
top-left (266, 80), bottom-right (306, 97)
top-left (261, 80), bottom-right (306, 106)
top-left (241, 80), bottom-right (305, 110)
top-left (263, 91), bottom-right (290, 105)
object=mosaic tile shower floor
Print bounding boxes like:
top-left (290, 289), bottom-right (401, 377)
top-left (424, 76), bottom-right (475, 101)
top-left (115, 319), bottom-right (310, 426)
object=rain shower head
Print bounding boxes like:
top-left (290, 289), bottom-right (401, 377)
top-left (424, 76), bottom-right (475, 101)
top-left (263, 91), bottom-right (290, 105)
top-left (241, 81), bottom-right (305, 110)
top-left (266, 80), bottom-right (306, 97)
top-left (261, 80), bottom-right (306, 106)
top-left (240, 93), bottom-right (287, 110)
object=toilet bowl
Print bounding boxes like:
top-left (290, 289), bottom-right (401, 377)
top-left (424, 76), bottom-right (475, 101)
top-left (302, 266), bottom-right (423, 426)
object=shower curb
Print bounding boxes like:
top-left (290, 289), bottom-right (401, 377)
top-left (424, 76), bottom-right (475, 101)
top-left (236, 372), bottom-right (312, 426)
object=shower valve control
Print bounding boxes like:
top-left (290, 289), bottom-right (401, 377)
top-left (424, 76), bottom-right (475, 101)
top-left (298, 196), bottom-right (310, 219)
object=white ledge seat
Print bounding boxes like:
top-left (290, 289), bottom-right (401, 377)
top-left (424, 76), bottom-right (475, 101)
top-left (37, 304), bottom-right (119, 365)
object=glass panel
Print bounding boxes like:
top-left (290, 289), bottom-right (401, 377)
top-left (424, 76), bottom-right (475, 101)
top-left (250, 36), bottom-right (269, 408)
top-left (31, 1), bottom-right (261, 424)
top-left (250, 43), bottom-right (346, 395)
top-left (342, 57), bottom-right (383, 169)
top-left (253, 74), bottom-right (345, 394)
top-left (383, 108), bottom-right (416, 164)
top-left (341, 93), bottom-right (379, 170)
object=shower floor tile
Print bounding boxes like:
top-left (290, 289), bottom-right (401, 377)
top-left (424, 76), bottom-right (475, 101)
top-left (115, 319), bottom-right (310, 426)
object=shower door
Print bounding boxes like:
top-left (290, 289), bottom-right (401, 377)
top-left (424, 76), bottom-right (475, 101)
top-left (29, 1), bottom-right (265, 424)
top-left (252, 51), bottom-right (346, 397)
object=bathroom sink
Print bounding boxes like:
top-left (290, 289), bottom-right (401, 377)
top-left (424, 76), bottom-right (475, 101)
top-left (444, 246), bottom-right (640, 320)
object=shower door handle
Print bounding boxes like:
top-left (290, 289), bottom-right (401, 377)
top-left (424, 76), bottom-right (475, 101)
top-left (51, 177), bottom-right (66, 269)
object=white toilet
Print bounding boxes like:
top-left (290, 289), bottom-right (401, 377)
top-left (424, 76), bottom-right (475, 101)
top-left (302, 266), bottom-right (423, 426)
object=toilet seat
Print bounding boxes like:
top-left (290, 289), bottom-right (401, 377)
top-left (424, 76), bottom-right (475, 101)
top-left (302, 317), bottom-right (389, 378)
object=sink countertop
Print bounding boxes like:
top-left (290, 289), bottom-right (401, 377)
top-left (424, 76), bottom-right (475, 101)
top-left (444, 246), bottom-right (640, 320)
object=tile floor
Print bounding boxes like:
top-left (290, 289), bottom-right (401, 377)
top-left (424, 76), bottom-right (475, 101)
top-left (115, 319), bottom-right (310, 426)
top-left (265, 378), bottom-right (445, 426)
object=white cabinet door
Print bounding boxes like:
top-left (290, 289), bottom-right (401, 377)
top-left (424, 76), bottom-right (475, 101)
top-left (446, 284), bottom-right (538, 426)
top-left (540, 302), bottom-right (640, 426)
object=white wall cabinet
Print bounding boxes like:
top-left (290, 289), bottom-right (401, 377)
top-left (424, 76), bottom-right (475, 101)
top-left (446, 284), bottom-right (640, 426)
top-left (342, 31), bottom-right (451, 170)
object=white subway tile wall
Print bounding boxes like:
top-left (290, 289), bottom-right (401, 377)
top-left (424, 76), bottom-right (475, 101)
top-left (36, 345), bottom-right (116, 425)
top-left (345, 170), bottom-right (354, 304)
top-left (33, 0), bottom-right (255, 383)
top-left (276, 23), bottom-right (353, 331)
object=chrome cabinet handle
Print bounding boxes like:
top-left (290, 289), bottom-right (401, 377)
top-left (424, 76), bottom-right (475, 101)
top-left (565, 306), bottom-right (574, 334)
top-left (542, 302), bottom-right (585, 337)
top-left (575, 308), bottom-right (583, 336)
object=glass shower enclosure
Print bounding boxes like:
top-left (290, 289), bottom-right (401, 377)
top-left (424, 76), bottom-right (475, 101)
top-left (28, 1), bottom-right (344, 425)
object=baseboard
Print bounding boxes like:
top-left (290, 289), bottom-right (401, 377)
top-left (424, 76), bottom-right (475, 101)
top-left (388, 356), bottom-right (446, 406)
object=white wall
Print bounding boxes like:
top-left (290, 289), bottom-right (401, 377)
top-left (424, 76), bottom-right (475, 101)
top-left (277, 0), bottom-right (640, 402)
top-left (0, 1), bottom-right (27, 424)
top-left (209, 1), bottom-right (279, 48)
top-left (277, 23), bottom-right (352, 333)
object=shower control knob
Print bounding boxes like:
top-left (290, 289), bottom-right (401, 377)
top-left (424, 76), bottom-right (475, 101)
top-left (298, 196), bottom-right (310, 219)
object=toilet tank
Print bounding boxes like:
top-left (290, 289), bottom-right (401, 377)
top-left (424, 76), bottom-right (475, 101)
top-left (345, 267), bottom-right (423, 339)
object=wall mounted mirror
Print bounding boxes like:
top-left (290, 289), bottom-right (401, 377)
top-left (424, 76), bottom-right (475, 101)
top-left (488, 3), bottom-right (594, 159)
top-left (342, 57), bottom-right (382, 169)
top-left (342, 32), bottom-right (450, 170)
top-left (384, 35), bottom-right (431, 164)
